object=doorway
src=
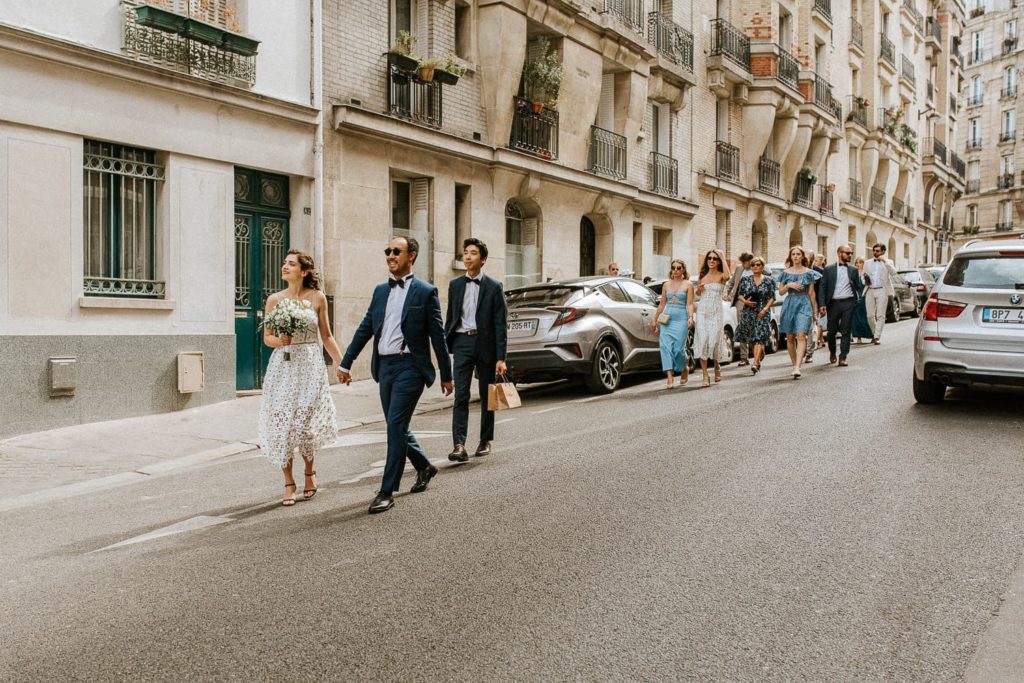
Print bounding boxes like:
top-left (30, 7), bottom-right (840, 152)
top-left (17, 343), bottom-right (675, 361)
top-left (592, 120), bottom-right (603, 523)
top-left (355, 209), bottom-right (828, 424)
top-left (580, 216), bottom-right (596, 276)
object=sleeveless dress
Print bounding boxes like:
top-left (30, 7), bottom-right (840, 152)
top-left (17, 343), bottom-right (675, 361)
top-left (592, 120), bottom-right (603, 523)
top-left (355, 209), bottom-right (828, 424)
top-left (778, 270), bottom-right (822, 335)
top-left (692, 281), bottom-right (730, 361)
top-left (659, 287), bottom-right (689, 373)
top-left (735, 275), bottom-right (777, 346)
top-left (257, 310), bottom-right (338, 467)
top-left (852, 288), bottom-right (873, 339)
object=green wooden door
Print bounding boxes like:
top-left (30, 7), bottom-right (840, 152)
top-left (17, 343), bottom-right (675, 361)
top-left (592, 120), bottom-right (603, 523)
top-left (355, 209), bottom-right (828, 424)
top-left (234, 169), bottom-right (290, 391)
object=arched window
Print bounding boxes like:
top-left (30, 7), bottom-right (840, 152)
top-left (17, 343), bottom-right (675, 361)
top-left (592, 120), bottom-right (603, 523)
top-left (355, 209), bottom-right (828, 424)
top-left (505, 200), bottom-right (541, 288)
top-left (788, 227), bottom-right (803, 248)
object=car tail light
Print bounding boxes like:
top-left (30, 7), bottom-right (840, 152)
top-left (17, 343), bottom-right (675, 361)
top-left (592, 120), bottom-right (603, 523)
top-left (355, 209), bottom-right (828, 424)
top-left (548, 307), bottom-right (587, 327)
top-left (921, 293), bottom-right (967, 321)
top-left (998, 250), bottom-right (1024, 256)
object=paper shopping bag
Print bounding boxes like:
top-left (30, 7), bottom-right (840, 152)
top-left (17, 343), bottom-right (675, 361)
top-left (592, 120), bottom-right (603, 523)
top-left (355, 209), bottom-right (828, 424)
top-left (487, 377), bottom-right (521, 411)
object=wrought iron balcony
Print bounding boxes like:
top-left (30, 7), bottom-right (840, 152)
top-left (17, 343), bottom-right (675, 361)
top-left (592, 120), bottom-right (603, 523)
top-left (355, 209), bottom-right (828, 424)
top-left (588, 126), bottom-right (627, 180)
top-left (1003, 38), bottom-right (1018, 56)
top-left (891, 197), bottom-right (906, 221)
top-left (998, 173), bottom-right (1015, 189)
top-left (968, 93), bottom-right (983, 107)
top-left (933, 137), bottom-right (947, 164)
top-left (1000, 130), bottom-right (1016, 143)
top-left (847, 96), bottom-right (869, 127)
top-left (710, 18), bottom-right (751, 72)
top-left (900, 55), bottom-right (915, 88)
top-left (851, 19), bottom-right (864, 50)
top-left (602, 0), bottom-right (643, 33)
top-left (996, 222), bottom-right (1014, 232)
top-left (777, 45), bottom-right (799, 89)
top-left (793, 176), bottom-right (814, 208)
top-left (757, 157), bottom-right (780, 196)
top-left (120, 1), bottom-right (256, 85)
top-left (818, 184), bottom-right (835, 215)
top-left (966, 179), bottom-right (981, 193)
top-left (649, 151), bottom-right (678, 197)
top-left (878, 108), bottom-right (901, 137)
top-left (926, 16), bottom-right (943, 42)
top-left (963, 225), bottom-right (980, 235)
top-left (903, 0), bottom-right (924, 34)
top-left (880, 35), bottom-right (896, 68)
top-left (968, 138), bottom-right (983, 150)
top-left (388, 54), bottom-right (443, 128)
top-left (715, 140), bottom-right (741, 183)
top-left (648, 12), bottom-right (694, 71)
top-left (848, 178), bottom-right (863, 207)
top-left (814, 0), bottom-right (832, 22)
top-left (951, 153), bottom-right (965, 178)
top-left (510, 97), bottom-right (559, 160)
top-left (870, 187), bottom-right (887, 215)
top-left (811, 75), bottom-right (840, 120)
top-left (967, 49), bottom-right (985, 65)
top-left (1001, 86), bottom-right (1018, 99)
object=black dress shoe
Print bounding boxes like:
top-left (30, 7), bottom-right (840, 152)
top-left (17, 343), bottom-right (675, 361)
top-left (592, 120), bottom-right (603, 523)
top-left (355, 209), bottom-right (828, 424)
top-left (368, 493), bottom-right (394, 514)
top-left (474, 441), bottom-right (492, 457)
top-left (448, 444), bottom-right (469, 462)
top-left (410, 464), bottom-right (438, 493)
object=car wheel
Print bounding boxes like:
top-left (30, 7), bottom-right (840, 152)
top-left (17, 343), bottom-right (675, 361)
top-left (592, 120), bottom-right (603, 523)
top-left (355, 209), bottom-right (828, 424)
top-left (913, 371), bottom-right (946, 404)
top-left (766, 321), bottom-right (780, 354)
top-left (584, 339), bottom-right (621, 394)
top-left (721, 327), bottom-right (735, 363)
top-left (886, 297), bottom-right (899, 323)
top-left (909, 296), bottom-right (920, 319)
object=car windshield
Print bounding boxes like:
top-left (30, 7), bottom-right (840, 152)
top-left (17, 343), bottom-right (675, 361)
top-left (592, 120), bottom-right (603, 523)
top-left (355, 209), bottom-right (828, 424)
top-left (942, 256), bottom-right (1024, 290)
top-left (506, 286), bottom-right (584, 308)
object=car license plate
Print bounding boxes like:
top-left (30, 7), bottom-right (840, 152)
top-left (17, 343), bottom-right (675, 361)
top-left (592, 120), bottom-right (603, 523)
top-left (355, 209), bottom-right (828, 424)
top-left (982, 307), bottom-right (1024, 324)
top-left (507, 319), bottom-right (539, 337)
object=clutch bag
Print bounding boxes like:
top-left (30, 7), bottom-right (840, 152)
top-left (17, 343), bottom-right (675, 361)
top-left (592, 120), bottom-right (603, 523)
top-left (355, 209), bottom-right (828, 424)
top-left (657, 313), bottom-right (670, 325)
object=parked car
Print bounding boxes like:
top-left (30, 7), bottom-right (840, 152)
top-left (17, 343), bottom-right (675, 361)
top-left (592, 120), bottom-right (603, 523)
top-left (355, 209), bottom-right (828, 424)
top-left (503, 276), bottom-right (663, 393)
top-left (912, 238), bottom-right (1024, 403)
top-left (887, 271), bottom-right (920, 321)
top-left (899, 267), bottom-right (937, 311)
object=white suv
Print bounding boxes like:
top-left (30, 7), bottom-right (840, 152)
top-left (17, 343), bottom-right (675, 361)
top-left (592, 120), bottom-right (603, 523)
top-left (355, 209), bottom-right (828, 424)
top-left (912, 238), bottom-right (1024, 403)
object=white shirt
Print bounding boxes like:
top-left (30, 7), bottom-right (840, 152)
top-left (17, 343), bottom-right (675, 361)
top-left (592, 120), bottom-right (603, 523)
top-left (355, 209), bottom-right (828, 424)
top-left (379, 274), bottom-right (414, 355)
top-left (834, 264), bottom-right (854, 299)
top-left (456, 275), bottom-right (481, 333)
top-left (868, 258), bottom-right (886, 289)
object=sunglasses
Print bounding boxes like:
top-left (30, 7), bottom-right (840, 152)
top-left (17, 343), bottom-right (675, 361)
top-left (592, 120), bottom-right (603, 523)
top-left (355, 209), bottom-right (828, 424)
top-left (840, 251), bottom-right (853, 255)
top-left (707, 256), bottom-right (720, 261)
top-left (384, 248), bottom-right (404, 256)
top-left (671, 265), bottom-right (684, 270)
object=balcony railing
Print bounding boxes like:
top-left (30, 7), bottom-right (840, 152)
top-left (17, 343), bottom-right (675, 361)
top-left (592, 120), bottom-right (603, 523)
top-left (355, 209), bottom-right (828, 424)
top-left (848, 178), bottom-right (863, 207)
top-left (968, 93), bottom-right (984, 107)
top-left (870, 187), bottom-right (886, 214)
top-left (1002, 86), bottom-right (1018, 98)
top-left (510, 97), bottom-right (559, 159)
top-left (387, 54), bottom-right (443, 128)
top-left (757, 157), bottom-right (780, 195)
top-left (998, 173), bottom-right (1015, 189)
top-left (963, 225), bottom-right (980, 235)
top-left (951, 153), bottom-right (965, 178)
top-left (906, 207), bottom-right (916, 226)
top-left (966, 179), bottom-right (981, 193)
top-left (996, 222), bottom-right (1015, 232)
top-left (851, 19), bottom-right (864, 50)
top-left (933, 137), bottom-right (947, 163)
top-left (903, 0), bottom-right (924, 34)
top-left (777, 45), bottom-right (799, 88)
top-left (878, 108), bottom-right (901, 137)
top-left (818, 184), bottom-right (835, 215)
top-left (588, 125), bottom-right (627, 179)
top-left (880, 35), bottom-right (896, 68)
top-left (710, 18), bottom-right (751, 71)
top-left (793, 176), bottom-right (815, 207)
top-left (926, 16), bottom-right (942, 42)
top-left (968, 49), bottom-right (985, 65)
top-left (812, 74), bottom-right (835, 112)
top-left (968, 138), bottom-right (983, 149)
top-left (900, 55), bottom-right (915, 87)
top-left (649, 151), bottom-right (678, 197)
top-left (891, 197), bottom-right (906, 221)
top-left (602, 0), bottom-right (643, 33)
top-left (715, 140), bottom-right (740, 183)
top-left (647, 12), bottom-right (694, 71)
top-left (814, 0), bottom-right (832, 22)
top-left (847, 96), bottom-right (868, 127)
top-left (1000, 130), bottom-right (1016, 142)
top-left (1003, 38), bottom-right (1018, 56)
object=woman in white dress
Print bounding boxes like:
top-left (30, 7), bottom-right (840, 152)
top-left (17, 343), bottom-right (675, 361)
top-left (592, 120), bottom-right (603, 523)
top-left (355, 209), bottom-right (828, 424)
top-left (692, 248), bottom-right (730, 387)
top-left (259, 250), bottom-right (342, 506)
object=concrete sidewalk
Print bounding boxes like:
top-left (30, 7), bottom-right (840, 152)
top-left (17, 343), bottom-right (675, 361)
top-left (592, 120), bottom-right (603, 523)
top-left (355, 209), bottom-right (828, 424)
top-left (0, 378), bottom-right (474, 511)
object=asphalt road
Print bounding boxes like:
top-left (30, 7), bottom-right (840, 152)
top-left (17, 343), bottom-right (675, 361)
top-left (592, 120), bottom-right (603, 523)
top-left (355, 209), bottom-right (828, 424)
top-left (3, 319), bottom-right (1024, 681)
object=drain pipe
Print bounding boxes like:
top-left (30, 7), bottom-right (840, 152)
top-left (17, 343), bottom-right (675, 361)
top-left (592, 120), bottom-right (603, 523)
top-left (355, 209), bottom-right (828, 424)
top-left (311, 0), bottom-right (324, 268)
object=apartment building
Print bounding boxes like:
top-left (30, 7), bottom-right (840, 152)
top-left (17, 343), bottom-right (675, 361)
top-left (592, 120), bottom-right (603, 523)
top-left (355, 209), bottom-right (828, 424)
top-left (0, 1), bottom-right (321, 436)
top-left (954, 0), bottom-right (1023, 249)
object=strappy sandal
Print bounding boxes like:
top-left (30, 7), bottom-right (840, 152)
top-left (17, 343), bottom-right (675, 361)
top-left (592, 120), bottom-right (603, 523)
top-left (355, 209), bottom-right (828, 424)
top-left (303, 470), bottom-right (318, 500)
top-left (282, 483), bottom-right (297, 507)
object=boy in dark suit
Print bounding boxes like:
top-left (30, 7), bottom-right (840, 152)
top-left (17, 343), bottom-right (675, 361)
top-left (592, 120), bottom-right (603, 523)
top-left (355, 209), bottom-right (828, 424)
top-left (444, 238), bottom-right (508, 462)
top-left (338, 236), bottom-right (453, 514)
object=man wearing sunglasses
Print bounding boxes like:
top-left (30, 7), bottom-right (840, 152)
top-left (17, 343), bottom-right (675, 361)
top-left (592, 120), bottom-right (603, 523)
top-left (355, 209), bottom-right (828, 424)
top-left (815, 244), bottom-right (864, 367)
top-left (339, 236), bottom-right (454, 514)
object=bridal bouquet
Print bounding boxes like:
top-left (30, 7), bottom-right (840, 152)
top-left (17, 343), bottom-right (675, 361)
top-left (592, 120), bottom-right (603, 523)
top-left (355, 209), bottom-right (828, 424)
top-left (263, 299), bottom-right (317, 360)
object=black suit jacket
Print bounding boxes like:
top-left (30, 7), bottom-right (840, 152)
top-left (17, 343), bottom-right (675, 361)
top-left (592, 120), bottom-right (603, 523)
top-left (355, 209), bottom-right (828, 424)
top-left (341, 276), bottom-right (453, 386)
top-left (816, 263), bottom-right (864, 307)
top-left (444, 273), bottom-right (508, 362)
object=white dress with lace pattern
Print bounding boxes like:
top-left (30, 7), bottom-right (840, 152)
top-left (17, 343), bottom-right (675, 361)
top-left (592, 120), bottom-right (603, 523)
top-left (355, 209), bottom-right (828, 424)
top-left (257, 315), bottom-right (337, 467)
top-left (692, 281), bottom-right (730, 362)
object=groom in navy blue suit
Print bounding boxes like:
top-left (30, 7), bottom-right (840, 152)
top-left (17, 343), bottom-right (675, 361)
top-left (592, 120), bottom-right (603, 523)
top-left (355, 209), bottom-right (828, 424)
top-left (338, 236), bottom-right (453, 514)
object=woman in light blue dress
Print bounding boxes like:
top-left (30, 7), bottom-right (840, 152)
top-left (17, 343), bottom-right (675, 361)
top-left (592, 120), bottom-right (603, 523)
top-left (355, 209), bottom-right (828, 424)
top-left (777, 246), bottom-right (821, 379)
top-left (651, 258), bottom-right (695, 389)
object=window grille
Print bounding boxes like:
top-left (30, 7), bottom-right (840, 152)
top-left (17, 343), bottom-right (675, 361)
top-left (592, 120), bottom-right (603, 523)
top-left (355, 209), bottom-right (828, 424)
top-left (83, 140), bottom-right (165, 298)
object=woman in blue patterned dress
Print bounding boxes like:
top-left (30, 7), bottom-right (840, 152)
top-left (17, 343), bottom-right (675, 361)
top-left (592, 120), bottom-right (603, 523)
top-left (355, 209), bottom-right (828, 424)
top-left (777, 246), bottom-right (821, 379)
top-left (734, 257), bottom-right (776, 374)
top-left (651, 259), bottom-right (695, 388)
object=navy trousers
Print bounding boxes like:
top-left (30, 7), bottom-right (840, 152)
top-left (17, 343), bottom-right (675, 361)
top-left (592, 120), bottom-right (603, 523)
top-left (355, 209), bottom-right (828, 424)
top-left (826, 298), bottom-right (857, 360)
top-left (378, 355), bottom-right (429, 494)
top-left (451, 333), bottom-right (496, 446)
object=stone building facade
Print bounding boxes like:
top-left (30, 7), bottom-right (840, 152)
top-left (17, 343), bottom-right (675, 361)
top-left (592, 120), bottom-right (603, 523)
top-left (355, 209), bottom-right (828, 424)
top-left (953, 0), bottom-right (1024, 250)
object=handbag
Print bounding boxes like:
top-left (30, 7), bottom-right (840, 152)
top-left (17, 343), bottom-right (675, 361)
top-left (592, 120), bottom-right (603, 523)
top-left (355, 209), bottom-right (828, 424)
top-left (487, 375), bottom-right (522, 411)
top-left (657, 313), bottom-right (670, 325)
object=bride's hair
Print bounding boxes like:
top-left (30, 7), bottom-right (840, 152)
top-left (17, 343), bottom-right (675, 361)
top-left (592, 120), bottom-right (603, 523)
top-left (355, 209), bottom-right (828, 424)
top-left (288, 249), bottom-right (321, 290)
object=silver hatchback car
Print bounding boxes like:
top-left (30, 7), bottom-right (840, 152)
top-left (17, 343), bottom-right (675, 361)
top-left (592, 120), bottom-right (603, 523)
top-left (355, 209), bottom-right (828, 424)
top-left (912, 238), bottom-right (1024, 403)
top-left (504, 276), bottom-right (662, 393)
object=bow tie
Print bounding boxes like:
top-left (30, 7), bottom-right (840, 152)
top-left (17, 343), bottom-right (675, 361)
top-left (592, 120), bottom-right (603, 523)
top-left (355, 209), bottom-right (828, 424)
top-left (466, 277), bottom-right (480, 285)
top-left (873, 258), bottom-right (882, 262)
top-left (389, 278), bottom-right (407, 289)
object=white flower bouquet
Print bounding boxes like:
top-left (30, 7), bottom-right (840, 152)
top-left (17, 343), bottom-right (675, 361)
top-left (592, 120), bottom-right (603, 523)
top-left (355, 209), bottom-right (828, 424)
top-left (263, 299), bottom-right (317, 360)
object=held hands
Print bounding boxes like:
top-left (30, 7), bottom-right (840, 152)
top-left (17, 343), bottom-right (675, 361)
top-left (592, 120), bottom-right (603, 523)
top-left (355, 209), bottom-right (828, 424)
top-left (337, 369), bottom-right (352, 385)
top-left (818, 306), bottom-right (827, 316)
top-left (441, 380), bottom-right (454, 396)
top-left (687, 318), bottom-right (695, 328)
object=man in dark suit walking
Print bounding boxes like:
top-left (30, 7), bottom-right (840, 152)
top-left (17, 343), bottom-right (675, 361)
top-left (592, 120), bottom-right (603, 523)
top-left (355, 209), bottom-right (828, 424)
top-left (338, 236), bottom-right (453, 514)
top-left (816, 243), bottom-right (864, 367)
top-left (444, 238), bottom-right (508, 462)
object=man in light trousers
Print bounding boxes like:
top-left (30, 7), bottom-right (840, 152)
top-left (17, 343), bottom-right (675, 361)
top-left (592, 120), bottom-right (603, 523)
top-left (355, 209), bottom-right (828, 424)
top-left (863, 242), bottom-right (898, 345)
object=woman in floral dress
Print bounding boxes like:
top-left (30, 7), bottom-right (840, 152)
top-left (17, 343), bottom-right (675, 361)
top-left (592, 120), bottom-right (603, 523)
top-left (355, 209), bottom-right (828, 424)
top-left (734, 257), bottom-right (776, 374)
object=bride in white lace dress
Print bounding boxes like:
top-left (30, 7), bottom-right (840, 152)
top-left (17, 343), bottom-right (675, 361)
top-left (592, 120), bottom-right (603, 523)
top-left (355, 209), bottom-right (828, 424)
top-left (692, 248), bottom-right (731, 387)
top-left (258, 250), bottom-right (342, 506)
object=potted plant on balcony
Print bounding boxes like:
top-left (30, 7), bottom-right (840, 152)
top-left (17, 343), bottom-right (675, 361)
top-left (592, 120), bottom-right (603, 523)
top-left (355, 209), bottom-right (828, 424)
top-left (434, 54), bottom-right (467, 86)
top-left (135, 4), bottom-right (188, 33)
top-left (798, 167), bottom-right (818, 184)
top-left (417, 57), bottom-right (442, 82)
top-left (387, 30), bottom-right (419, 72)
top-left (855, 96), bottom-right (870, 109)
top-left (899, 123), bottom-right (918, 153)
top-left (522, 37), bottom-right (563, 112)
